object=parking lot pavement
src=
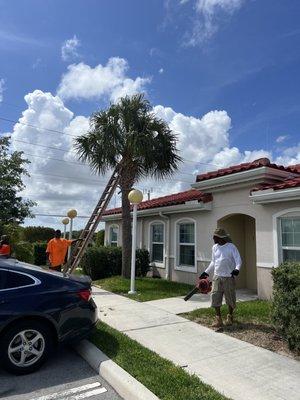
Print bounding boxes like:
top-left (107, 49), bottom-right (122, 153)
top-left (0, 346), bottom-right (122, 400)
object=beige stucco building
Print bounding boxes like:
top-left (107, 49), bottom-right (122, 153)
top-left (103, 158), bottom-right (300, 299)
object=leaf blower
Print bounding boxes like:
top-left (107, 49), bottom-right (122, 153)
top-left (184, 277), bottom-right (212, 301)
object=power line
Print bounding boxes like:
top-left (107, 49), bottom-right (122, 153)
top-left (2, 114), bottom-right (219, 169)
top-left (0, 116), bottom-right (78, 138)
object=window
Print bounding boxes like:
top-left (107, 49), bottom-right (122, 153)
top-left (151, 223), bottom-right (164, 263)
top-left (0, 270), bottom-right (37, 291)
top-left (109, 226), bottom-right (119, 247)
top-left (280, 217), bottom-right (300, 262)
top-left (178, 222), bottom-right (195, 267)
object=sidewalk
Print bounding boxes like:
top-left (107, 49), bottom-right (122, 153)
top-left (92, 287), bottom-right (300, 400)
top-left (146, 288), bottom-right (258, 314)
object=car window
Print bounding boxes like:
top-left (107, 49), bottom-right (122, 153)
top-left (4, 271), bottom-right (35, 289)
top-left (0, 270), bottom-right (8, 290)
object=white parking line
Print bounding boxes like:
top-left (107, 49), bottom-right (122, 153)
top-left (32, 382), bottom-right (105, 400)
top-left (63, 387), bottom-right (107, 400)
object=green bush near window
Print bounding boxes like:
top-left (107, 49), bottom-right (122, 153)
top-left (81, 246), bottom-right (150, 280)
top-left (272, 262), bottom-right (300, 352)
top-left (14, 241), bottom-right (34, 264)
top-left (135, 248), bottom-right (150, 277)
top-left (33, 242), bottom-right (48, 265)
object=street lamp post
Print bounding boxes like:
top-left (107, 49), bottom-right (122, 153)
top-left (128, 189), bottom-right (143, 294)
top-left (67, 209), bottom-right (77, 260)
top-left (62, 217), bottom-right (69, 239)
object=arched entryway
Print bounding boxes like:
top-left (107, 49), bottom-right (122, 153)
top-left (218, 214), bottom-right (257, 292)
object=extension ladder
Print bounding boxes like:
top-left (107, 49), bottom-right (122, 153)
top-left (63, 166), bottom-right (121, 274)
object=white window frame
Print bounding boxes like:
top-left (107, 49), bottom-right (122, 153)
top-left (174, 218), bottom-right (197, 273)
top-left (109, 224), bottom-right (119, 247)
top-left (148, 221), bottom-right (165, 268)
top-left (273, 208), bottom-right (300, 266)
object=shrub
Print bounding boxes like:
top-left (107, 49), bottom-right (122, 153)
top-left (33, 242), bottom-right (48, 265)
top-left (81, 246), bottom-right (122, 280)
top-left (81, 246), bottom-right (150, 280)
top-left (14, 241), bottom-right (34, 263)
top-left (23, 226), bottom-right (55, 243)
top-left (272, 262), bottom-right (300, 352)
top-left (95, 230), bottom-right (105, 247)
top-left (136, 248), bottom-right (150, 277)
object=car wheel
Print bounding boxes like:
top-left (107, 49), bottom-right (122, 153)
top-left (0, 320), bottom-right (53, 375)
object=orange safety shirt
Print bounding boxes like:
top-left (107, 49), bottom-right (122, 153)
top-left (46, 238), bottom-right (72, 267)
top-left (0, 244), bottom-right (11, 256)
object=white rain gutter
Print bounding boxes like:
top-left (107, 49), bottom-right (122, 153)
top-left (159, 212), bottom-right (171, 280)
top-left (250, 186), bottom-right (300, 204)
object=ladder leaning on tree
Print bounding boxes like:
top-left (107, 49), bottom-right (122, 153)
top-left (63, 164), bottom-right (121, 275)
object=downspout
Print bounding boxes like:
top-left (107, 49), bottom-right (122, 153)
top-left (159, 212), bottom-right (170, 280)
top-left (139, 218), bottom-right (143, 249)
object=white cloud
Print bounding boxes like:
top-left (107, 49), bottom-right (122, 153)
top-left (61, 35), bottom-right (81, 62)
top-left (57, 57), bottom-right (151, 102)
top-left (276, 135), bottom-right (289, 143)
top-left (181, 0), bottom-right (245, 46)
top-left (10, 90), bottom-right (111, 229)
top-left (0, 78), bottom-right (5, 102)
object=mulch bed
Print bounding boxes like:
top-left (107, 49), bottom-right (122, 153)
top-left (194, 318), bottom-right (299, 360)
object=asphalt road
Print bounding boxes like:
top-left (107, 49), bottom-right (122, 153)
top-left (0, 346), bottom-right (123, 400)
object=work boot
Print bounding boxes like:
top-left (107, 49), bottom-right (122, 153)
top-left (211, 316), bottom-right (223, 328)
top-left (226, 314), bottom-right (234, 326)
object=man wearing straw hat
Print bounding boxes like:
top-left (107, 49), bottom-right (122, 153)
top-left (200, 228), bottom-right (242, 329)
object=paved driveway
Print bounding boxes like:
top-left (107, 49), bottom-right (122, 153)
top-left (0, 346), bottom-right (122, 400)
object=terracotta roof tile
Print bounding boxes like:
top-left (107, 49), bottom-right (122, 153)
top-left (104, 189), bottom-right (212, 216)
top-left (196, 158), bottom-right (297, 182)
top-left (288, 163), bottom-right (300, 173)
top-left (251, 177), bottom-right (300, 193)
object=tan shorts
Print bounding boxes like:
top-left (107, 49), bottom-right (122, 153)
top-left (211, 276), bottom-right (236, 309)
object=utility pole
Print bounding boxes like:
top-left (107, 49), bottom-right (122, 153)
top-left (142, 188), bottom-right (153, 201)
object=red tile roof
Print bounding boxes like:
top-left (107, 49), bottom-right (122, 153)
top-left (289, 163), bottom-right (300, 173)
top-left (251, 177), bottom-right (300, 193)
top-left (196, 158), bottom-right (297, 182)
top-left (104, 190), bottom-right (212, 216)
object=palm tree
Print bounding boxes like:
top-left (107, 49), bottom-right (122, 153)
top-left (75, 94), bottom-right (181, 278)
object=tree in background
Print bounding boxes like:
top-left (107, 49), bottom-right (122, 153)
top-left (23, 226), bottom-right (55, 243)
top-left (0, 136), bottom-right (35, 225)
top-left (76, 94), bottom-right (181, 278)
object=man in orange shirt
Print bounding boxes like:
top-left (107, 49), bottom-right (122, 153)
top-left (46, 230), bottom-right (81, 272)
top-left (0, 235), bottom-right (11, 258)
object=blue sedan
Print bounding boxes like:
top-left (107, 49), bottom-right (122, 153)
top-left (0, 258), bottom-right (98, 374)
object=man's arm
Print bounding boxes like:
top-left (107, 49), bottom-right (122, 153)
top-left (66, 238), bottom-right (83, 246)
top-left (231, 244), bottom-right (242, 276)
top-left (200, 248), bottom-right (215, 278)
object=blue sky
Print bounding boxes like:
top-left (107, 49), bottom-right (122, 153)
top-left (0, 0), bottom-right (299, 227)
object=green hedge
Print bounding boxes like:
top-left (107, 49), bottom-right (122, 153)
top-left (33, 242), bottom-right (47, 266)
top-left (81, 246), bottom-right (150, 280)
top-left (272, 262), bottom-right (300, 352)
top-left (14, 241), bottom-right (34, 263)
top-left (23, 226), bottom-right (55, 243)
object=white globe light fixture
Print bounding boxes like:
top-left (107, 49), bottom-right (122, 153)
top-left (61, 217), bottom-right (70, 239)
top-left (67, 209), bottom-right (77, 260)
top-left (128, 189), bottom-right (143, 294)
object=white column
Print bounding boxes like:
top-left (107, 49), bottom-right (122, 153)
top-left (68, 218), bottom-right (73, 260)
top-left (129, 203), bottom-right (138, 294)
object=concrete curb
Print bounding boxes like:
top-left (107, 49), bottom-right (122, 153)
top-left (74, 339), bottom-right (160, 400)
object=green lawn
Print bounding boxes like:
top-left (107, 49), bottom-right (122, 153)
top-left (183, 300), bottom-right (272, 325)
top-left (93, 275), bottom-right (194, 302)
top-left (91, 322), bottom-right (230, 400)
